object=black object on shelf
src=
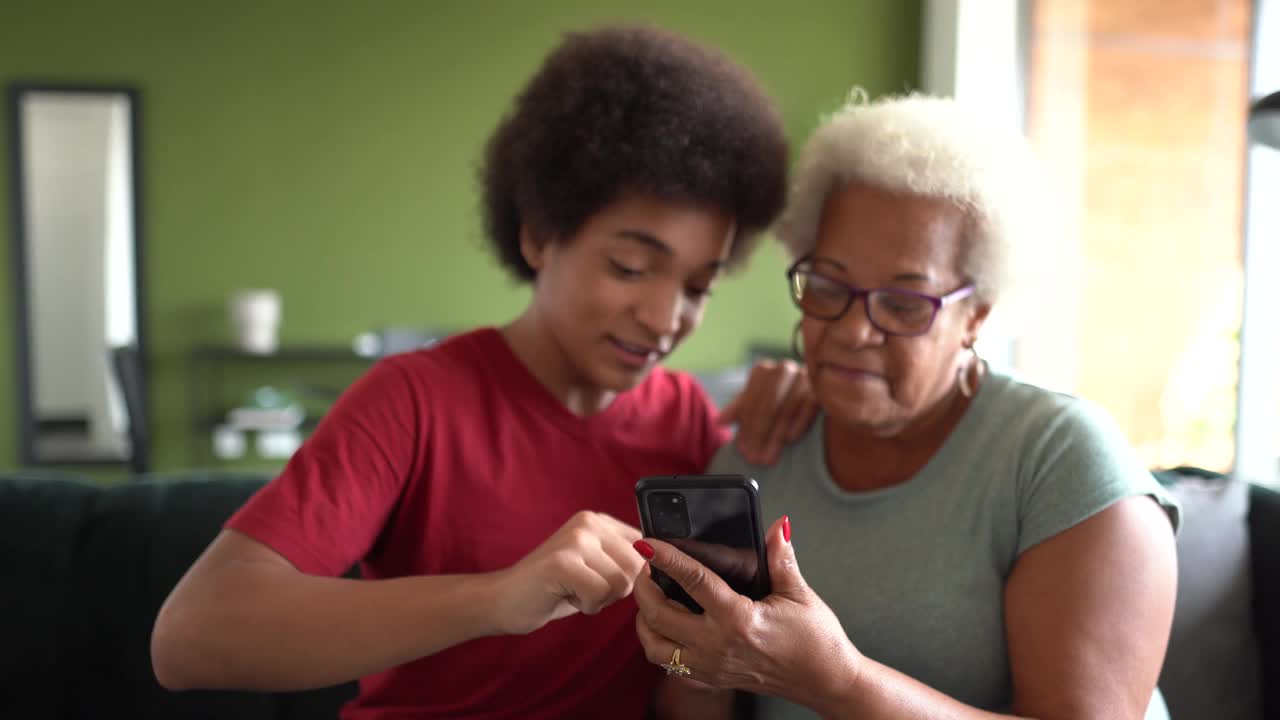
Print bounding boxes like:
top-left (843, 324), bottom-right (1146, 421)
top-left (110, 345), bottom-right (150, 475)
top-left (1251, 90), bottom-right (1280, 150)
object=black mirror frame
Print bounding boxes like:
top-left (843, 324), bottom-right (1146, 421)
top-left (7, 82), bottom-right (149, 469)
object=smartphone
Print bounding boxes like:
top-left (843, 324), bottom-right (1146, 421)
top-left (635, 474), bottom-right (771, 613)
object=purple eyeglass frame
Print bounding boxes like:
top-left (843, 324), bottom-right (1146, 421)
top-left (786, 257), bottom-right (975, 337)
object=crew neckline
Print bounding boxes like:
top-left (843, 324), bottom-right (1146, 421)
top-left (810, 372), bottom-right (1008, 503)
top-left (471, 327), bottom-right (641, 438)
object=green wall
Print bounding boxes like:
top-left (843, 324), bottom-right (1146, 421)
top-left (0, 0), bottom-right (920, 471)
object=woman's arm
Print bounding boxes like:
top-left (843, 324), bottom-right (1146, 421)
top-left (634, 496), bottom-right (1175, 720)
top-left (153, 510), bottom-right (645, 691)
top-left (1003, 494), bottom-right (1176, 718)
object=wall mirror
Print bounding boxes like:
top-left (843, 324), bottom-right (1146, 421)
top-left (8, 84), bottom-right (148, 470)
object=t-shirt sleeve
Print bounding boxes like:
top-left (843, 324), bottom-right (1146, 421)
top-left (224, 357), bottom-right (423, 576)
top-left (1015, 398), bottom-right (1181, 556)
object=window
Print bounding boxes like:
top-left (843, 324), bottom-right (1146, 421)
top-left (1021, 0), bottom-right (1252, 472)
top-left (924, 0), bottom-right (1277, 483)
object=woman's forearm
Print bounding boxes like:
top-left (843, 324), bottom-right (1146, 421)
top-left (812, 658), bottom-right (1028, 720)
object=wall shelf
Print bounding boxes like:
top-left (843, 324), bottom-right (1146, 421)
top-left (187, 345), bottom-right (374, 465)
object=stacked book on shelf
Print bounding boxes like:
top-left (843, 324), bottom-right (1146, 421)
top-left (213, 386), bottom-right (306, 461)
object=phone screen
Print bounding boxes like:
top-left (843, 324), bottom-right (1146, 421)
top-left (636, 475), bottom-right (769, 613)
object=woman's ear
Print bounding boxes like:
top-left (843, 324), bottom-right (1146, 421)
top-left (966, 302), bottom-right (992, 342)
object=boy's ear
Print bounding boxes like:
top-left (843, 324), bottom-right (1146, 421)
top-left (519, 225), bottom-right (546, 273)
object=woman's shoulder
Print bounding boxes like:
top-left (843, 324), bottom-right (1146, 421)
top-left (977, 366), bottom-right (1177, 517)
top-left (976, 369), bottom-right (1180, 538)
top-left (979, 370), bottom-right (1121, 443)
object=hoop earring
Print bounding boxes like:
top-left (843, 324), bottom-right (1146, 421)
top-left (958, 344), bottom-right (980, 399)
top-left (790, 321), bottom-right (805, 362)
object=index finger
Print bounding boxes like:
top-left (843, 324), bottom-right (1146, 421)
top-left (640, 537), bottom-right (743, 616)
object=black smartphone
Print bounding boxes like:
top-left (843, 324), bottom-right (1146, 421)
top-left (635, 474), bottom-right (771, 613)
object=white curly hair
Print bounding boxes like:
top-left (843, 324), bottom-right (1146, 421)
top-left (775, 91), bottom-right (1032, 304)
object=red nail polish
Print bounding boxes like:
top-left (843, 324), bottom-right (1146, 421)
top-left (634, 540), bottom-right (655, 559)
top-left (782, 516), bottom-right (791, 543)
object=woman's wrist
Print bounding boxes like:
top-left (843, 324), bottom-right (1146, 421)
top-left (805, 642), bottom-right (870, 719)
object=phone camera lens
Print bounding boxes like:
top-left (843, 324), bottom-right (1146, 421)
top-left (648, 491), bottom-right (691, 538)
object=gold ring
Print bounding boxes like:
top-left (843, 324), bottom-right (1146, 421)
top-left (660, 647), bottom-right (692, 677)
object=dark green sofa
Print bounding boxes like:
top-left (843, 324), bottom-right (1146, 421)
top-left (1253, 484), bottom-right (1280, 716)
top-left (2, 469), bottom-right (1277, 719)
top-left (1, 472), bottom-right (356, 719)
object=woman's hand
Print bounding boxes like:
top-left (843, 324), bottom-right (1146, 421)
top-left (492, 511), bottom-right (645, 636)
top-left (721, 359), bottom-right (816, 466)
top-left (633, 517), bottom-right (863, 711)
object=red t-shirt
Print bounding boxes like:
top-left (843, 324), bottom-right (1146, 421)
top-left (225, 328), bottom-right (729, 719)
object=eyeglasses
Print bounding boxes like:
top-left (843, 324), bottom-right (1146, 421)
top-left (786, 257), bottom-right (975, 337)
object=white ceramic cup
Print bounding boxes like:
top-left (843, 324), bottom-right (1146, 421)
top-left (229, 289), bottom-right (282, 354)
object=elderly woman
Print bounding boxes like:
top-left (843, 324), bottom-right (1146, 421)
top-left (633, 94), bottom-right (1180, 720)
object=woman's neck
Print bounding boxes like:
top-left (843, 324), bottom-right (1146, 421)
top-left (499, 312), bottom-right (616, 417)
top-left (824, 383), bottom-right (976, 493)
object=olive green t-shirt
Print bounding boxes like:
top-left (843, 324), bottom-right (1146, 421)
top-left (711, 371), bottom-right (1180, 718)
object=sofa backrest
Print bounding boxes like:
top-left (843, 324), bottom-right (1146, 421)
top-left (0, 472), bottom-right (356, 719)
top-left (1249, 482), bottom-right (1280, 720)
top-left (1155, 468), bottom-right (1280, 720)
top-left (5, 469), bottom-right (1277, 718)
